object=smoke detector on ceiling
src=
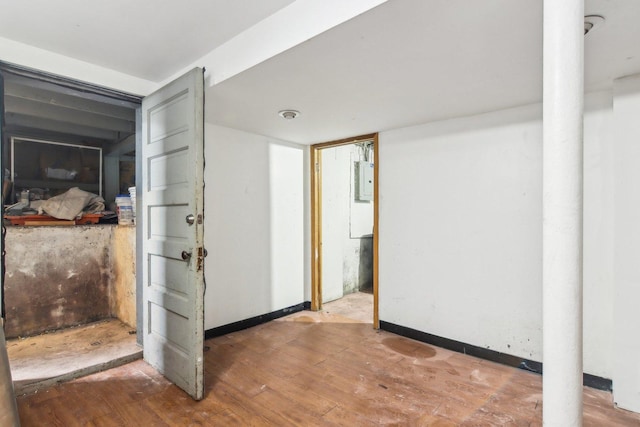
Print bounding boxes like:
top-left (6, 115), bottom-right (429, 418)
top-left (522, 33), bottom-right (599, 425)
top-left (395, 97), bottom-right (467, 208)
top-left (584, 15), bottom-right (605, 36)
top-left (278, 110), bottom-right (300, 120)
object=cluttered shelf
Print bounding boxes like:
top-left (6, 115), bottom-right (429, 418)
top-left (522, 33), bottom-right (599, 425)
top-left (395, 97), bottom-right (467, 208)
top-left (5, 137), bottom-right (136, 226)
top-left (3, 187), bottom-right (133, 227)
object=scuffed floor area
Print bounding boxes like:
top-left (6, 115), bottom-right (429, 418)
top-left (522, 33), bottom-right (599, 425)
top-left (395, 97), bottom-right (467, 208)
top-left (7, 319), bottom-right (141, 395)
top-left (16, 307), bottom-right (640, 425)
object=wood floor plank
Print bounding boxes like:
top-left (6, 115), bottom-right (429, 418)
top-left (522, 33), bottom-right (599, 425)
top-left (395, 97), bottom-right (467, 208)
top-left (236, 346), bottom-right (316, 380)
top-left (252, 387), bottom-right (333, 425)
top-left (203, 408), bottom-right (269, 427)
top-left (107, 399), bottom-right (170, 427)
top-left (287, 368), bottom-right (414, 425)
top-left (205, 380), bottom-right (275, 426)
top-left (210, 379), bottom-right (293, 426)
top-left (277, 338), bottom-right (330, 366)
top-left (227, 350), bottom-right (338, 417)
top-left (320, 404), bottom-right (380, 426)
top-left (143, 386), bottom-right (226, 426)
top-left (207, 353), bottom-right (276, 398)
top-left (27, 396), bottom-right (89, 427)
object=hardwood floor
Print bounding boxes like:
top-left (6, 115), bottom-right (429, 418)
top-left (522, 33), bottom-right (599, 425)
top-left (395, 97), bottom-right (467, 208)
top-left (16, 307), bottom-right (640, 426)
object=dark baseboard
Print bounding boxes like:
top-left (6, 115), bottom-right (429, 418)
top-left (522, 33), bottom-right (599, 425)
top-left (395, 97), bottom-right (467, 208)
top-left (379, 320), bottom-right (612, 392)
top-left (583, 372), bottom-right (613, 391)
top-left (205, 302), bottom-right (308, 339)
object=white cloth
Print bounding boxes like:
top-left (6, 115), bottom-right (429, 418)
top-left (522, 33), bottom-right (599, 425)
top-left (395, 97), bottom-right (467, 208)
top-left (39, 187), bottom-right (105, 220)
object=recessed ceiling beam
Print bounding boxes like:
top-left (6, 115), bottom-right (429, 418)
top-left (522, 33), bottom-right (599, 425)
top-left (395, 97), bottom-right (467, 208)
top-left (5, 112), bottom-right (122, 141)
top-left (5, 96), bottom-right (135, 133)
top-left (4, 81), bottom-right (135, 121)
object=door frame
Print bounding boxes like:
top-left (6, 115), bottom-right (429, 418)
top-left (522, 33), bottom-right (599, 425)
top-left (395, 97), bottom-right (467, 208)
top-left (310, 133), bottom-right (379, 328)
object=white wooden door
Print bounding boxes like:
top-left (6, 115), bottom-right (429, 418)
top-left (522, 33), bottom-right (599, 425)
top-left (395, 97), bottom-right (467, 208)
top-left (141, 68), bottom-right (205, 400)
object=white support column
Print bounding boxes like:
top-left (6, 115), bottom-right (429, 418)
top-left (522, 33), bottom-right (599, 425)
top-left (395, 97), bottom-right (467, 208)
top-left (543, 0), bottom-right (584, 426)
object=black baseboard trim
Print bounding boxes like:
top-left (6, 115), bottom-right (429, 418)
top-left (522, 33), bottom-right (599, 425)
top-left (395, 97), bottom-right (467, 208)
top-left (205, 302), bottom-right (308, 339)
top-left (584, 373), bottom-right (613, 391)
top-left (379, 320), bottom-right (612, 392)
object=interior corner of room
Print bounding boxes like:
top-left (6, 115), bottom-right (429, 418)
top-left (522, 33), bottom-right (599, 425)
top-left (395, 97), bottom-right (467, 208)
top-left (1, 0), bottom-right (640, 424)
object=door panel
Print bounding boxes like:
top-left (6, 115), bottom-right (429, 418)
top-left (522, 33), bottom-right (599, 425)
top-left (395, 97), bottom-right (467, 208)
top-left (142, 68), bottom-right (204, 400)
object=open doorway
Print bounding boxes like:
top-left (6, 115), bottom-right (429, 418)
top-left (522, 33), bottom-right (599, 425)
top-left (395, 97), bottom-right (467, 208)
top-left (311, 134), bottom-right (379, 326)
top-left (0, 64), bottom-right (142, 394)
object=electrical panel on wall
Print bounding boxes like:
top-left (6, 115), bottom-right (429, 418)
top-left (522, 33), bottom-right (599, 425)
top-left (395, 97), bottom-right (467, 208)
top-left (356, 161), bottom-right (374, 201)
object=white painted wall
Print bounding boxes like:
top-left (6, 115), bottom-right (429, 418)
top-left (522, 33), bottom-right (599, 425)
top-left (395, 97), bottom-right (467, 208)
top-left (379, 92), bottom-right (614, 379)
top-left (321, 144), bottom-right (374, 303)
top-left (203, 123), bottom-right (306, 329)
top-left (583, 91), bottom-right (615, 380)
top-left (612, 74), bottom-right (640, 412)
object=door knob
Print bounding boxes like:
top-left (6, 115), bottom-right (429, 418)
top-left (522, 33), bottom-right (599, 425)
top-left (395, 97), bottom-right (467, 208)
top-left (181, 251), bottom-right (192, 260)
top-left (186, 214), bottom-right (195, 225)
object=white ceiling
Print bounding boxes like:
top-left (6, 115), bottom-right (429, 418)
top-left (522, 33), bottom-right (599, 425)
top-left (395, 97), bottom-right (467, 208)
top-left (0, 0), bottom-right (294, 81)
top-left (208, 0), bottom-right (640, 144)
top-left (1, 0), bottom-right (640, 145)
